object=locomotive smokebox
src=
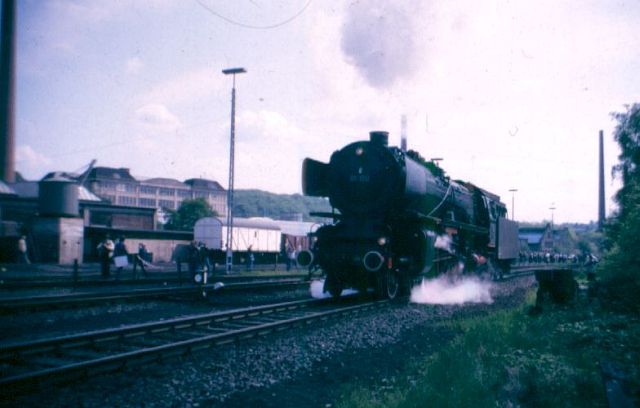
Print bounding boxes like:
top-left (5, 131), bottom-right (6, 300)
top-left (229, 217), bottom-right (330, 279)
top-left (369, 131), bottom-right (389, 146)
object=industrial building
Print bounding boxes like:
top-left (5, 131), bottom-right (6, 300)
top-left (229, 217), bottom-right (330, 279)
top-left (85, 167), bottom-right (227, 216)
top-left (0, 168), bottom-right (230, 264)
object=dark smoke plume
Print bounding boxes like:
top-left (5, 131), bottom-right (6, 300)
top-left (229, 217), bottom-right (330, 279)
top-left (341, 2), bottom-right (418, 88)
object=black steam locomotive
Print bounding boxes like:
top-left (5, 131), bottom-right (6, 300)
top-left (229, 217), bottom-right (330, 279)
top-left (298, 131), bottom-right (519, 299)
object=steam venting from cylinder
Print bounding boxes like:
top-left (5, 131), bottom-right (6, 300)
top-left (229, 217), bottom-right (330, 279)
top-left (297, 250), bottom-right (314, 268)
top-left (369, 131), bottom-right (389, 147)
top-left (363, 250), bottom-right (385, 272)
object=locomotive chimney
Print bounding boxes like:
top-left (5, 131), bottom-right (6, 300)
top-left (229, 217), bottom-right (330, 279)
top-left (400, 115), bottom-right (407, 152)
top-left (370, 131), bottom-right (389, 147)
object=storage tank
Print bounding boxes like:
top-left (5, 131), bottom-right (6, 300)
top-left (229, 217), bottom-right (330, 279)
top-left (38, 174), bottom-right (79, 217)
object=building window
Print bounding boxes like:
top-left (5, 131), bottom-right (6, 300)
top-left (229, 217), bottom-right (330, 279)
top-left (117, 196), bottom-right (137, 206)
top-left (140, 185), bottom-right (157, 194)
top-left (139, 198), bottom-right (157, 207)
top-left (102, 194), bottom-right (116, 204)
top-left (159, 199), bottom-right (175, 209)
top-left (100, 181), bottom-right (116, 190)
top-left (159, 188), bottom-right (175, 196)
top-left (125, 183), bottom-right (137, 193)
top-left (177, 189), bottom-right (191, 198)
top-left (194, 190), bottom-right (208, 199)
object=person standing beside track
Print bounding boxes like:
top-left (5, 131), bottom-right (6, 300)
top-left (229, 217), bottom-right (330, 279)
top-left (113, 236), bottom-right (129, 280)
top-left (133, 243), bottom-right (149, 279)
top-left (98, 235), bottom-right (115, 278)
top-left (246, 245), bottom-right (254, 271)
top-left (187, 240), bottom-right (199, 281)
top-left (17, 235), bottom-right (30, 264)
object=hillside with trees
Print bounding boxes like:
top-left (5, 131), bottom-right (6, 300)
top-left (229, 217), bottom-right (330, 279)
top-left (232, 189), bottom-right (332, 222)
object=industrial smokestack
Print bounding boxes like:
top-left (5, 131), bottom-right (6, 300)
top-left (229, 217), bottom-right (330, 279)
top-left (598, 130), bottom-right (605, 231)
top-left (400, 114), bottom-right (407, 152)
top-left (0, 0), bottom-right (16, 183)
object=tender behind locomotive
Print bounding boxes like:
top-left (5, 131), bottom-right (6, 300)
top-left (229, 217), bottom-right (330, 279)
top-left (300, 131), bottom-right (519, 299)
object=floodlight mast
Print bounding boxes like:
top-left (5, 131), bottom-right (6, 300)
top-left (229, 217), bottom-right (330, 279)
top-left (222, 67), bottom-right (246, 274)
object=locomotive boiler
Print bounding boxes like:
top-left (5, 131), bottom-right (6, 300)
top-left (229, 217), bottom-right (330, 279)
top-left (299, 131), bottom-right (518, 299)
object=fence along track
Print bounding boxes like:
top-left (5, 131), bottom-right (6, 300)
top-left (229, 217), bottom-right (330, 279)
top-left (0, 297), bottom-right (387, 394)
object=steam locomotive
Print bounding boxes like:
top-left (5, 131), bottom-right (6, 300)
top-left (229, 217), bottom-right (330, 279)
top-left (298, 131), bottom-right (519, 299)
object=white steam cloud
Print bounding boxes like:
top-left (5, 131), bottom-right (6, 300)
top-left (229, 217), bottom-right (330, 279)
top-left (341, 1), bottom-right (418, 88)
top-left (309, 279), bottom-right (358, 299)
top-left (434, 234), bottom-right (454, 253)
top-left (410, 275), bottom-right (494, 305)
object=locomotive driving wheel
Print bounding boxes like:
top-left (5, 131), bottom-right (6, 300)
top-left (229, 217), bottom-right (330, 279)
top-left (324, 272), bottom-right (343, 298)
top-left (378, 269), bottom-right (399, 300)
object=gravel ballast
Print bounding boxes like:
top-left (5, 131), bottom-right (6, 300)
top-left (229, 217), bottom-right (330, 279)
top-left (3, 276), bottom-right (536, 407)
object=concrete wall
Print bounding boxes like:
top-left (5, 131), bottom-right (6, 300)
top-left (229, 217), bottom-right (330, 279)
top-left (117, 238), bottom-right (189, 263)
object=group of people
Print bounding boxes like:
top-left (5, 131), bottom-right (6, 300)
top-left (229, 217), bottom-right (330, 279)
top-left (97, 235), bottom-right (150, 279)
top-left (517, 251), bottom-right (599, 265)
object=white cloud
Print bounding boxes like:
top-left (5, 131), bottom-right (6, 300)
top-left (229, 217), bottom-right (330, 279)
top-left (134, 103), bottom-right (182, 132)
top-left (15, 145), bottom-right (53, 179)
top-left (232, 110), bottom-right (310, 193)
top-left (138, 67), bottom-right (225, 107)
top-left (126, 57), bottom-right (144, 75)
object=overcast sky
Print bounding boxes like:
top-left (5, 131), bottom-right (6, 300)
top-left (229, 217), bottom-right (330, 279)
top-left (14, 0), bottom-right (640, 223)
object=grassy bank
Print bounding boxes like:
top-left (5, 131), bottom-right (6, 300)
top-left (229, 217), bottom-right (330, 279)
top-left (337, 292), bottom-right (639, 407)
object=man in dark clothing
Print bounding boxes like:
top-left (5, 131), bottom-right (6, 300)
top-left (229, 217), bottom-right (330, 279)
top-left (187, 240), bottom-right (199, 282)
top-left (133, 243), bottom-right (150, 279)
top-left (113, 236), bottom-right (129, 280)
top-left (246, 246), bottom-right (254, 271)
top-left (98, 235), bottom-right (114, 278)
top-left (199, 242), bottom-right (212, 274)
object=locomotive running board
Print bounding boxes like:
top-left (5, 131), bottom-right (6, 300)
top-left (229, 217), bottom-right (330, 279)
top-left (440, 220), bottom-right (489, 235)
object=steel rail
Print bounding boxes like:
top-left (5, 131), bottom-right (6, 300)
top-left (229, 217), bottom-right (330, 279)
top-left (0, 273), bottom-right (310, 290)
top-left (0, 296), bottom-right (384, 393)
top-left (0, 278), bottom-right (308, 311)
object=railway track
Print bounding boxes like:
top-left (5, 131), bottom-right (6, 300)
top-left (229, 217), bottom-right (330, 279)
top-left (0, 272), bottom-right (310, 290)
top-left (0, 277), bottom-right (309, 312)
top-left (0, 296), bottom-right (387, 395)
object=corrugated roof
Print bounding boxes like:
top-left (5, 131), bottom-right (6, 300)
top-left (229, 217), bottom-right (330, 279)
top-left (78, 186), bottom-right (102, 201)
top-left (184, 178), bottom-right (225, 191)
top-left (89, 167), bottom-right (136, 181)
top-left (0, 180), bottom-right (17, 195)
top-left (275, 220), bottom-right (317, 236)
top-left (216, 216), bottom-right (281, 230)
top-left (142, 178), bottom-right (186, 187)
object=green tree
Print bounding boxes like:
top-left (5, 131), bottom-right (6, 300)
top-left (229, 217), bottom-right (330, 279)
top-left (599, 103), bottom-right (640, 312)
top-left (165, 198), bottom-right (217, 231)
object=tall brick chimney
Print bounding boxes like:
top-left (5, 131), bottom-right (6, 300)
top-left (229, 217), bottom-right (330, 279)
top-left (598, 130), bottom-right (605, 230)
top-left (0, 0), bottom-right (16, 183)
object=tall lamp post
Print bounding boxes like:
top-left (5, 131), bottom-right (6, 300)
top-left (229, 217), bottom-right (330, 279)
top-left (549, 205), bottom-right (556, 229)
top-left (222, 67), bottom-right (246, 274)
top-left (508, 188), bottom-right (518, 220)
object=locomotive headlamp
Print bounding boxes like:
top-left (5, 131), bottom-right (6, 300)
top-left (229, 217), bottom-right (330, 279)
top-left (377, 237), bottom-right (387, 246)
top-left (355, 147), bottom-right (364, 156)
